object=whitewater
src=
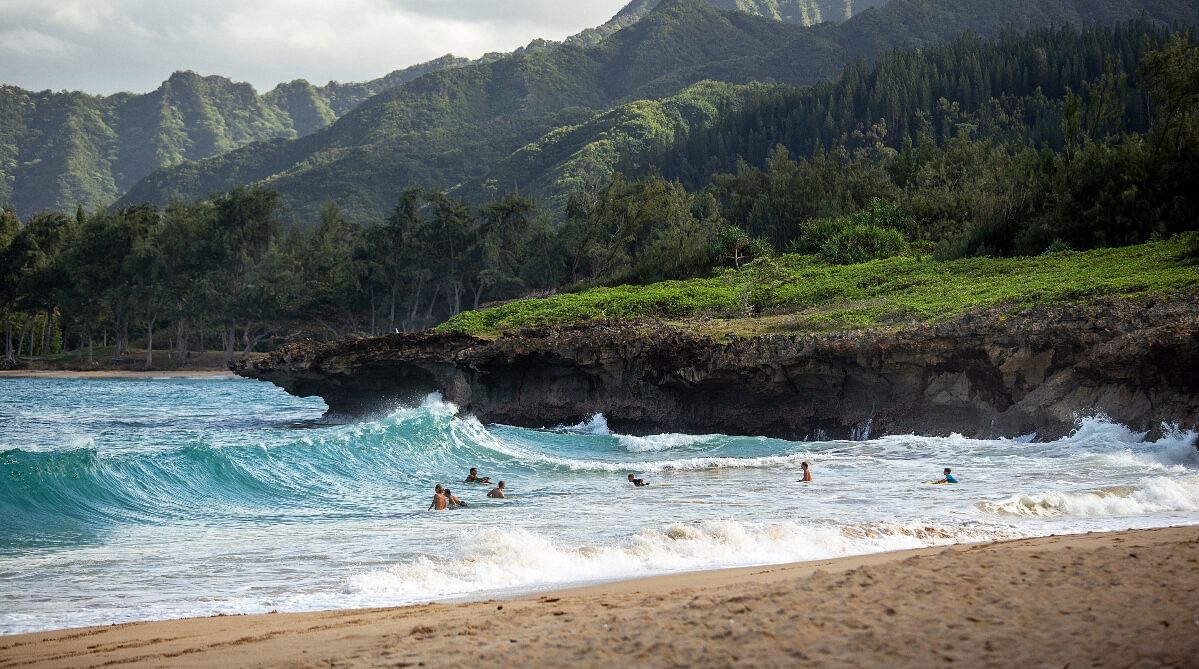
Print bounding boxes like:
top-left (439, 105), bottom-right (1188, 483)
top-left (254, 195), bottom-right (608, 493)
top-left (1, 377), bottom-right (1196, 635)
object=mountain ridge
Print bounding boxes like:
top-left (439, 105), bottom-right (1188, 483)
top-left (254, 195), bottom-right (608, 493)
top-left (0, 55), bottom-right (470, 216)
top-left (118, 0), bottom-right (1199, 223)
top-left (2, 0), bottom-right (893, 217)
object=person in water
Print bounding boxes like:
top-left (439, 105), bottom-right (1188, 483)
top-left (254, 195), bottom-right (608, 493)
top-left (627, 473), bottom-right (649, 487)
top-left (797, 461), bottom-right (813, 482)
top-left (465, 467), bottom-right (492, 484)
top-left (487, 481), bottom-right (507, 498)
top-left (429, 484), bottom-right (447, 511)
top-left (936, 468), bottom-right (959, 484)
top-left (445, 488), bottom-right (467, 508)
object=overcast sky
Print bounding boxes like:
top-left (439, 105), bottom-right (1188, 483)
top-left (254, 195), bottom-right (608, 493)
top-left (0, 0), bottom-right (632, 94)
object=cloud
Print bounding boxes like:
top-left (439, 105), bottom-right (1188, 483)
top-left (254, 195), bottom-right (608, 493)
top-left (0, 0), bottom-right (631, 94)
top-left (0, 28), bottom-right (78, 58)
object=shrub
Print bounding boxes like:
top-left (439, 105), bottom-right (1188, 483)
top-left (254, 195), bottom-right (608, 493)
top-left (791, 217), bottom-right (846, 255)
top-left (853, 198), bottom-right (917, 236)
top-left (819, 224), bottom-right (908, 265)
top-left (1041, 239), bottom-right (1075, 255)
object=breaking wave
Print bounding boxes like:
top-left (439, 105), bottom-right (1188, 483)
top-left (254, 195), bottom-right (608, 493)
top-left (346, 520), bottom-right (1019, 603)
top-left (976, 476), bottom-right (1199, 517)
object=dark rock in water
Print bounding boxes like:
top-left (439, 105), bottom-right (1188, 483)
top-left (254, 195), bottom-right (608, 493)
top-left (234, 297), bottom-right (1199, 440)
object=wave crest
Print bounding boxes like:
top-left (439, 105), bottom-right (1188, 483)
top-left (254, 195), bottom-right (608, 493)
top-left (975, 476), bottom-right (1199, 517)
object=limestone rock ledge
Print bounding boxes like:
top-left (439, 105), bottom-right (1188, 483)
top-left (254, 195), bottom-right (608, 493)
top-left (234, 297), bottom-right (1199, 440)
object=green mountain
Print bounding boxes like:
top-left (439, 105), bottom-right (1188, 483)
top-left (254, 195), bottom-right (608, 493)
top-left (117, 0), bottom-right (1199, 223)
top-left (1, 0), bottom-right (886, 218)
top-left (0, 55), bottom-right (468, 216)
top-left (567, 0), bottom-right (890, 48)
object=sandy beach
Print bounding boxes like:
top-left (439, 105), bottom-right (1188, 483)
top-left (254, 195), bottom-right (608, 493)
top-left (2, 526), bottom-right (1195, 668)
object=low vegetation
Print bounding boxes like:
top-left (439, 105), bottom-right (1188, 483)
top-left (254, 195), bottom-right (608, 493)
top-left (439, 235), bottom-right (1199, 336)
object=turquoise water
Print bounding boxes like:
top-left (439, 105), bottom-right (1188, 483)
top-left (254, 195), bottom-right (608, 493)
top-left (1, 377), bottom-right (1197, 634)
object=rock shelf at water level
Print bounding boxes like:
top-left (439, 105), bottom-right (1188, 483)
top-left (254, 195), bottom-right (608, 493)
top-left (234, 297), bottom-right (1199, 440)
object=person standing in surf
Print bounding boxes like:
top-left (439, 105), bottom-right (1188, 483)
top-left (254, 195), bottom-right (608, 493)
top-left (797, 461), bottom-right (813, 482)
top-left (488, 481), bottom-right (507, 498)
top-left (429, 484), bottom-right (448, 511)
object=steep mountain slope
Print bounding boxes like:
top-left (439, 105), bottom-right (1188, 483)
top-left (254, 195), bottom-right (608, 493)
top-left (119, 0), bottom-right (796, 220)
top-left (568, 0), bottom-right (890, 47)
top-left (456, 80), bottom-right (761, 210)
top-left (119, 0), bottom-right (1199, 223)
top-left (0, 55), bottom-right (468, 216)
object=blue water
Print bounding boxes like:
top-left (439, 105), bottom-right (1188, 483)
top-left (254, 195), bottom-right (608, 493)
top-left (1, 376), bottom-right (1196, 634)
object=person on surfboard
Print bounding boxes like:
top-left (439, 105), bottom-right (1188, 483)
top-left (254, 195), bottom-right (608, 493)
top-left (627, 473), bottom-right (649, 487)
top-left (465, 467), bottom-right (492, 484)
top-left (445, 488), bottom-right (467, 508)
top-left (934, 468), bottom-right (959, 484)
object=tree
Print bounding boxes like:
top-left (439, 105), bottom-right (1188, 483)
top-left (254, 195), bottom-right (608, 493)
top-left (712, 224), bottom-right (771, 270)
top-left (210, 186), bottom-right (282, 363)
top-left (0, 208), bottom-right (21, 364)
top-left (474, 192), bottom-right (538, 308)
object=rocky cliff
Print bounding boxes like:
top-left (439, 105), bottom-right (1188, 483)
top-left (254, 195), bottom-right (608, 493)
top-left (235, 297), bottom-right (1199, 440)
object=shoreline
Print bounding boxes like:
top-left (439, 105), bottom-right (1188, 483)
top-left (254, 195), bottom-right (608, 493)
top-left (0, 369), bottom-right (235, 379)
top-left (3, 526), bottom-right (1196, 667)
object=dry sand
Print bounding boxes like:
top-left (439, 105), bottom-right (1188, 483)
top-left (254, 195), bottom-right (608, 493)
top-left (0, 370), bottom-right (234, 380)
top-left (2, 526), bottom-right (1196, 668)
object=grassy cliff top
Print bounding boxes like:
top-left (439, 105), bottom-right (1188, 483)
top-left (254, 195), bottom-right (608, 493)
top-left (439, 235), bottom-right (1199, 337)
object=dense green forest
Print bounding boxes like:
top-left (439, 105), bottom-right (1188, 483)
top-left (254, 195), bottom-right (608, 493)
top-left (2, 20), bottom-right (1196, 368)
top-left (0, 0), bottom-right (896, 220)
top-left (0, 56), bottom-right (470, 216)
top-left (115, 0), bottom-right (1199, 224)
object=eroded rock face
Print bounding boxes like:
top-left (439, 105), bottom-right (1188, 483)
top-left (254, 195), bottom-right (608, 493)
top-left (235, 297), bottom-right (1199, 439)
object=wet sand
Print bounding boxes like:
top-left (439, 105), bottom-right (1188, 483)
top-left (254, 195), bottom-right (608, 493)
top-left (2, 526), bottom-right (1196, 668)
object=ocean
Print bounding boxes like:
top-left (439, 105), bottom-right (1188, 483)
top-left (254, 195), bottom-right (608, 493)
top-left (1, 376), bottom-right (1196, 635)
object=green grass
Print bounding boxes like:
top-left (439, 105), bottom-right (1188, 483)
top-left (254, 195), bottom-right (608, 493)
top-left (439, 235), bottom-right (1199, 336)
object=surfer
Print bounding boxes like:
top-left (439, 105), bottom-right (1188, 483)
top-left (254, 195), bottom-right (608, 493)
top-left (445, 488), bottom-right (467, 508)
top-left (429, 484), bottom-right (448, 511)
top-left (487, 481), bottom-right (507, 498)
top-left (935, 468), bottom-right (959, 484)
top-left (627, 473), bottom-right (649, 487)
top-left (465, 467), bottom-right (492, 484)
top-left (797, 461), bottom-right (813, 482)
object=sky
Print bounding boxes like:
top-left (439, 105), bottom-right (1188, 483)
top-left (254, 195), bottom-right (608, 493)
top-left (0, 0), bottom-right (632, 94)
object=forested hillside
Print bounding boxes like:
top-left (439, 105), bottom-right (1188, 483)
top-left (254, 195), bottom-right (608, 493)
top-left (4, 19), bottom-right (1197, 369)
top-left (117, 0), bottom-right (1199, 223)
top-left (1, 0), bottom-right (892, 220)
top-left (0, 55), bottom-right (469, 216)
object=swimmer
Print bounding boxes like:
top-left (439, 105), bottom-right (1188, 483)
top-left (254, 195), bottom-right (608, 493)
top-left (627, 473), bottom-right (649, 487)
top-left (935, 468), bottom-right (959, 484)
top-left (797, 461), bottom-right (813, 482)
top-left (465, 467), bottom-right (492, 484)
top-left (428, 484), bottom-right (447, 511)
top-left (445, 487), bottom-right (467, 508)
top-left (487, 481), bottom-right (507, 499)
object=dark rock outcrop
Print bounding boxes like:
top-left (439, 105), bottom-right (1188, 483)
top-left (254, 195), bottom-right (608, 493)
top-left (235, 297), bottom-right (1199, 439)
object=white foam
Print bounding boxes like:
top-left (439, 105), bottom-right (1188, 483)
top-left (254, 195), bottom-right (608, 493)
top-left (558, 413), bottom-right (611, 435)
top-left (976, 476), bottom-right (1199, 518)
top-left (617, 433), bottom-right (720, 452)
top-left (346, 520), bottom-right (1018, 603)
